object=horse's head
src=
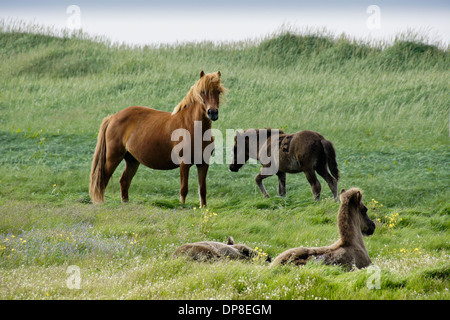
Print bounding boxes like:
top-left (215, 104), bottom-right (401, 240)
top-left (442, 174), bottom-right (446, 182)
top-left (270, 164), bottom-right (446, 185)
top-left (232, 244), bottom-right (272, 262)
top-left (199, 70), bottom-right (224, 121)
top-left (340, 189), bottom-right (376, 236)
top-left (227, 237), bottom-right (271, 262)
top-left (171, 70), bottom-right (226, 118)
top-left (229, 131), bottom-right (250, 172)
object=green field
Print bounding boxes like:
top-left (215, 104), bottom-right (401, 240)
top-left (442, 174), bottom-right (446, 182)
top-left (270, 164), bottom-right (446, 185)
top-left (0, 22), bottom-right (449, 300)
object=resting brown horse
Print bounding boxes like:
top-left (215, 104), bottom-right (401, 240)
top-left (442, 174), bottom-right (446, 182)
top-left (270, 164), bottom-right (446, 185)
top-left (229, 129), bottom-right (339, 201)
top-left (173, 236), bottom-right (271, 262)
top-left (271, 188), bottom-right (376, 270)
top-left (89, 71), bottom-right (226, 206)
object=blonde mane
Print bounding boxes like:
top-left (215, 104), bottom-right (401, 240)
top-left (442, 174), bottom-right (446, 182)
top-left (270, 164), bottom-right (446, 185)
top-left (171, 71), bottom-right (226, 115)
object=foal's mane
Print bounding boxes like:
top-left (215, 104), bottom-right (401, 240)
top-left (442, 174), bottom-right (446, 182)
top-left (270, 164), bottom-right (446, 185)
top-left (262, 127), bottom-right (285, 136)
top-left (241, 128), bottom-right (286, 138)
top-left (171, 71), bottom-right (226, 115)
top-left (338, 188), bottom-right (363, 245)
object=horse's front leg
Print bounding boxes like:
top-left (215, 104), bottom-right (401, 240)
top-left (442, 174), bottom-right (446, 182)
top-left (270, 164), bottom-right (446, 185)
top-left (255, 171), bottom-right (272, 198)
top-left (196, 163), bottom-right (209, 207)
top-left (180, 163), bottom-right (192, 204)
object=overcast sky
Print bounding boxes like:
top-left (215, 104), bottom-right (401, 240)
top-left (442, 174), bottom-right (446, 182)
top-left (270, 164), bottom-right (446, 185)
top-left (1, 0), bottom-right (449, 46)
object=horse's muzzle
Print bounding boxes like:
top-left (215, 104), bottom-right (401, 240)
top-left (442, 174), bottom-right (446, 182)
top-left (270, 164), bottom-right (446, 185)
top-left (363, 220), bottom-right (376, 236)
top-left (207, 109), bottom-right (219, 121)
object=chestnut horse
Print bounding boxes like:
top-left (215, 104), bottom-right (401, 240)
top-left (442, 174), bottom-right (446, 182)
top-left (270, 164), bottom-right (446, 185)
top-left (89, 71), bottom-right (226, 206)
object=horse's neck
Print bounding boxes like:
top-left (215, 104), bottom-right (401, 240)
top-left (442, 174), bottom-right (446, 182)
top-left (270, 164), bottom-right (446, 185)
top-left (337, 205), bottom-right (365, 248)
top-left (243, 130), bottom-right (265, 160)
top-left (176, 102), bottom-right (211, 130)
top-left (194, 103), bottom-right (211, 129)
top-left (253, 130), bottom-right (282, 161)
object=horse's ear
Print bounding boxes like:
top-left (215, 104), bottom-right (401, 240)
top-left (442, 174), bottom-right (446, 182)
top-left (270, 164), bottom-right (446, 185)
top-left (355, 191), bottom-right (362, 203)
top-left (227, 236), bottom-right (235, 245)
top-left (200, 70), bottom-right (205, 78)
top-left (217, 70), bottom-right (221, 77)
top-left (340, 189), bottom-right (346, 195)
top-left (347, 190), bottom-right (361, 204)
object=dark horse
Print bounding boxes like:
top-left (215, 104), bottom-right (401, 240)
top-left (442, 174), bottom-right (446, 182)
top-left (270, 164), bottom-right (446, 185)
top-left (229, 129), bottom-right (340, 201)
top-left (89, 71), bottom-right (226, 206)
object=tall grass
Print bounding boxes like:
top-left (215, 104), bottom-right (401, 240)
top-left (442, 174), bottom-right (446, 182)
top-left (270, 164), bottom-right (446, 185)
top-left (0, 21), bottom-right (449, 299)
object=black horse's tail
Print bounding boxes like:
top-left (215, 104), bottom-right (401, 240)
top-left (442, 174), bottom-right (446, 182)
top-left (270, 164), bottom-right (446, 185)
top-left (321, 139), bottom-right (340, 181)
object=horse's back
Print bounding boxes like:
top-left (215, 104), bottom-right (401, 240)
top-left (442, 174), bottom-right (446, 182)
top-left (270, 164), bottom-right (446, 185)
top-left (294, 130), bottom-right (325, 145)
top-left (291, 131), bottom-right (326, 159)
top-left (113, 106), bottom-right (170, 123)
top-left (274, 130), bottom-right (326, 173)
top-left (173, 241), bottom-right (240, 260)
top-left (108, 106), bottom-right (170, 133)
top-left (173, 243), bottom-right (221, 260)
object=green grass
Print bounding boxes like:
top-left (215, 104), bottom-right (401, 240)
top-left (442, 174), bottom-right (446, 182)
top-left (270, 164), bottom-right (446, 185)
top-left (0, 21), bottom-right (449, 300)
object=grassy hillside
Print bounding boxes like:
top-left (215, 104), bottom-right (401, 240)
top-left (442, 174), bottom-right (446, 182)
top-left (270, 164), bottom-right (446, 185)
top-left (0, 22), bottom-right (449, 300)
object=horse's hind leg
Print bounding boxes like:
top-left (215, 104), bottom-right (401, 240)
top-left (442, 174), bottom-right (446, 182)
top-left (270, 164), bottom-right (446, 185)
top-left (103, 147), bottom-right (126, 200)
top-left (276, 171), bottom-right (286, 197)
top-left (316, 165), bottom-right (338, 202)
top-left (304, 168), bottom-right (321, 201)
top-left (255, 171), bottom-right (272, 198)
top-left (120, 153), bottom-right (140, 203)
